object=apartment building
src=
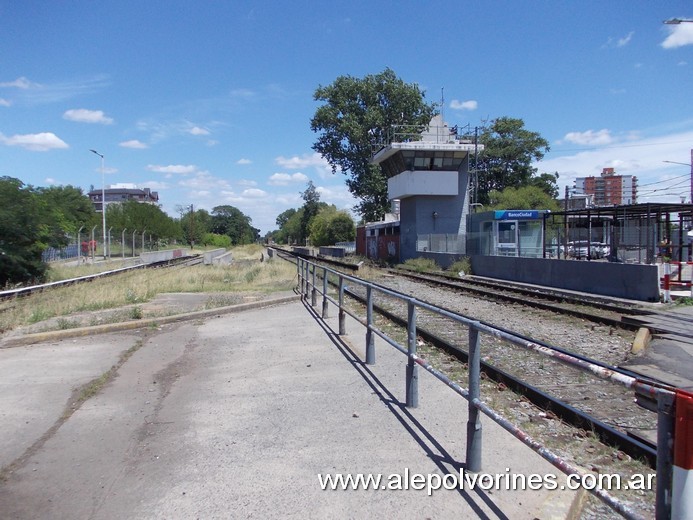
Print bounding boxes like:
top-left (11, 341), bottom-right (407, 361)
top-left (574, 167), bottom-right (637, 206)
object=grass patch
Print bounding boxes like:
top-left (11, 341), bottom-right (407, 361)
top-left (398, 257), bottom-right (440, 273)
top-left (0, 246), bottom-right (296, 333)
top-left (447, 257), bottom-right (472, 276)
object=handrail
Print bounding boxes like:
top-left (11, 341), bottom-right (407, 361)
top-left (294, 256), bottom-right (675, 520)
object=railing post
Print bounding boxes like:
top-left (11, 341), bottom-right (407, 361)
top-left (656, 391), bottom-right (675, 520)
top-left (406, 299), bottom-right (418, 408)
top-left (304, 260), bottom-right (310, 300)
top-left (338, 276), bottom-right (346, 335)
top-left (466, 322), bottom-right (482, 472)
top-left (322, 267), bottom-right (329, 318)
top-left (297, 257), bottom-right (302, 294)
top-left (365, 286), bottom-right (375, 364)
top-left (311, 262), bottom-right (317, 307)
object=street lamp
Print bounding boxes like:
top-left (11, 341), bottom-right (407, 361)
top-left (663, 151), bottom-right (693, 204)
top-left (90, 149), bottom-right (107, 259)
top-left (663, 18), bottom-right (693, 24)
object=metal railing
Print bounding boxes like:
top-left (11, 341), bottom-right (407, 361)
top-left (295, 256), bottom-right (676, 520)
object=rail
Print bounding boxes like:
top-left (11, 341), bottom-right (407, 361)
top-left (294, 256), bottom-right (678, 520)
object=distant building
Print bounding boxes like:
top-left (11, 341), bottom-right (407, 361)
top-left (88, 183), bottom-right (159, 212)
top-left (574, 168), bottom-right (637, 206)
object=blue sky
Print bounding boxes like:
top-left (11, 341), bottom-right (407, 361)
top-left (1, 1), bottom-right (692, 234)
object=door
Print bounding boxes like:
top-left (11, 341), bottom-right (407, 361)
top-left (495, 220), bottom-right (518, 257)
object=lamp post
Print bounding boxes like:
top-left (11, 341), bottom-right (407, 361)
top-left (663, 151), bottom-right (693, 204)
top-left (90, 149), bottom-right (107, 259)
top-left (663, 18), bottom-right (693, 24)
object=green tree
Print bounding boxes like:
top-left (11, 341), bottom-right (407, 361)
top-left (34, 185), bottom-right (95, 243)
top-left (106, 200), bottom-right (181, 244)
top-left (274, 208), bottom-right (304, 244)
top-left (309, 207), bottom-right (356, 247)
top-left (487, 186), bottom-right (560, 212)
top-left (311, 68), bottom-right (436, 221)
top-left (474, 117), bottom-right (550, 205)
top-left (299, 181), bottom-right (321, 244)
top-left (0, 177), bottom-right (48, 285)
top-left (211, 205), bottom-right (259, 245)
top-left (275, 208), bottom-right (297, 229)
top-left (180, 207), bottom-right (211, 247)
top-left (529, 172), bottom-right (560, 199)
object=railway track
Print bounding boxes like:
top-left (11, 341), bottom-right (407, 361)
top-left (0, 254), bottom-right (203, 301)
top-left (274, 249), bottom-right (666, 469)
top-left (387, 268), bottom-right (654, 330)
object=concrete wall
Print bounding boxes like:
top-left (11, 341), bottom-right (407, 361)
top-left (203, 248), bottom-right (227, 265)
top-left (319, 246), bottom-right (346, 258)
top-left (212, 251), bottom-right (234, 265)
top-left (140, 249), bottom-right (190, 264)
top-left (470, 255), bottom-right (660, 302)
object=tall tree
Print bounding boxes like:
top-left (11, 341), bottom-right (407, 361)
top-left (0, 177), bottom-right (48, 285)
top-left (299, 181), bottom-right (321, 243)
top-left (309, 206), bottom-right (355, 247)
top-left (311, 68), bottom-right (436, 221)
top-left (211, 205), bottom-right (259, 245)
top-left (474, 117), bottom-right (550, 205)
top-left (34, 185), bottom-right (95, 241)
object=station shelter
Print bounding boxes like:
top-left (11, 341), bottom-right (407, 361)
top-left (466, 210), bottom-right (548, 258)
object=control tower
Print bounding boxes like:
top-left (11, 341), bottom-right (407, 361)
top-left (371, 115), bottom-right (482, 263)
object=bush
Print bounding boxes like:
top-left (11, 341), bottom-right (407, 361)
top-left (447, 257), bottom-right (472, 276)
top-left (399, 257), bottom-right (440, 273)
top-left (202, 233), bottom-right (232, 248)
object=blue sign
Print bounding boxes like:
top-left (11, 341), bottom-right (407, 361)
top-left (494, 210), bottom-right (541, 220)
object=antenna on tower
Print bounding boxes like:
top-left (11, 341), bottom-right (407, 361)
top-left (441, 87), bottom-right (445, 123)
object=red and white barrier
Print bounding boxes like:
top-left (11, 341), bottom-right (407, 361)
top-left (673, 389), bottom-right (693, 519)
top-left (663, 263), bottom-right (671, 303)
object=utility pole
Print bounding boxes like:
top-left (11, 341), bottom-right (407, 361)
top-left (189, 204), bottom-right (195, 249)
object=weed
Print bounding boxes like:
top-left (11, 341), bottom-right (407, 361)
top-left (675, 296), bottom-right (693, 306)
top-left (129, 306), bottom-right (143, 320)
top-left (447, 257), bottom-right (472, 276)
top-left (57, 318), bottom-right (78, 330)
top-left (399, 257), bottom-right (440, 273)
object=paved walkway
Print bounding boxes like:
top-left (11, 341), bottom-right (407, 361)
top-left (0, 297), bottom-right (578, 519)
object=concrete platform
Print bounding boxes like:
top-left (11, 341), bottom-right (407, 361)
top-left (0, 298), bottom-right (579, 519)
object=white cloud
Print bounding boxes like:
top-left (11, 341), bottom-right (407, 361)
top-left (0, 75), bottom-right (109, 105)
top-left (189, 126), bottom-right (210, 135)
top-left (45, 177), bottom-right (56, 185)
top-left (562, 129), bottom-right (614, 146)
top-left (178, 171), bottom-right (231, 190)
top-left (662, 23), bottom-right (693, 49)
top-left (147, 164), bottom-right (198, 174)
top-left (275, 152), bottom-right (327, 170)
top-left (268, 172), bottom-right (309, 186)
top-left (0, 131), bottom-right (69, 151)
top-left (617, 31), bottom-right (634, 47)
top-left (237, 158), bottom-right (252, 165)
top-left (450, 99), bottom-right (477, 111)
top-left (238, 179), bottom-right (258, 187)
top-left (242, 188), bottom-right (267, 198)
top-left (0, 98), bottom-right (10, 107)
top-left (0, 76), bottom-right (37, 89)
top-left (63, 108), bottom-right (114, 124)
top-left (120, 139), bottom-right (149, 149)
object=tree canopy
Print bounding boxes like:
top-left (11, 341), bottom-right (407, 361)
top-left (474, 117), bottom-right (551, 205)
top-left (210, 205), bottom-right (259, 245)
top-left (311, 68), bottom-right (436, 221)
top-left (486, 186), bottom-right (560, 212)
top-left (309, 206), bottom-right (356, 247)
